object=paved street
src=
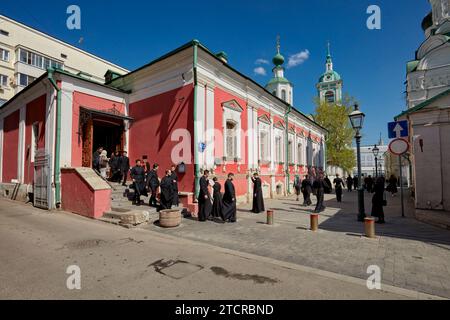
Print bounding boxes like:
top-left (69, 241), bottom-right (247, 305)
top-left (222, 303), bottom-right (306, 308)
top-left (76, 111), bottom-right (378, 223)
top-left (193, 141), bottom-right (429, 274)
top-left (145, 189), bottom-right (450, 299)
top-left (0, 190), bottom-right (448, 300)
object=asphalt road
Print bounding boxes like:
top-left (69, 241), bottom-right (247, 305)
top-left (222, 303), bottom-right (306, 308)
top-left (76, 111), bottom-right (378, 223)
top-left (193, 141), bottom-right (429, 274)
top-left (0, 198), bottom-right (441, 300)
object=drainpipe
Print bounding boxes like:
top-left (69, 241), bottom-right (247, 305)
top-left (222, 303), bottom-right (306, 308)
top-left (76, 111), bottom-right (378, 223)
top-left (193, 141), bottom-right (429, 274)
top-left (47, 68), bottom-right (62, 208)
top-left (192, 41), bottom-right (200, 199)
top-left (285, 105), bottom-right (292, 194)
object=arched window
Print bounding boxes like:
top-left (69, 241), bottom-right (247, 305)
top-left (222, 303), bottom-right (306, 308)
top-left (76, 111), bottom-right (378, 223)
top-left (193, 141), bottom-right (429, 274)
top-left (325, 91), bottom-right (335, 103)
top-left (226, 120), bottom-right (238, 159)
top-left (281, 89), bottom-right (287, 102)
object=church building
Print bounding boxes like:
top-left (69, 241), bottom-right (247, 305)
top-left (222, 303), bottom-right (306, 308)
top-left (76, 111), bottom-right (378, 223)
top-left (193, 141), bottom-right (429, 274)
top-left (0, 39), bottom-right (327, 216)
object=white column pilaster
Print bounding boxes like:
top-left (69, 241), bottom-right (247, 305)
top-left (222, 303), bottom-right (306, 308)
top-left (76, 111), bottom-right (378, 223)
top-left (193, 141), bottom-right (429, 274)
top-left (17, 105), bottom-right (26, 183)
top-left (205, 85), bottom-right (215, 168)
top-left (195, 85), bottom-right (206, 169)
top-left (60, 83), bottom-right (74, 168)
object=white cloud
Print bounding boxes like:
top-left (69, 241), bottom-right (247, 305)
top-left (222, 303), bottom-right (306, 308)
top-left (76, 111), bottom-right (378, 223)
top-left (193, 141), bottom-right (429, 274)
top-left (287, 49), bottom-right (310, 68)
top-left (255, 58), bottom-right (269, 65)
top-left (254, 66), bottom-right (267, 76)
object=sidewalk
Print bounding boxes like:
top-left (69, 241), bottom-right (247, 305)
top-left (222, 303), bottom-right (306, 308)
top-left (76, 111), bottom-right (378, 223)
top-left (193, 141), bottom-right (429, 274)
top-left (143, 189), bottom-right (450, 298)
top-left (0, 197), bottom-right (429, 300)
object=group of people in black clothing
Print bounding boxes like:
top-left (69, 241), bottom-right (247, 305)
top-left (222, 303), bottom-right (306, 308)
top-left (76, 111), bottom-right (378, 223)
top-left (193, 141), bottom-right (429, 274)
top-left (294, 173), bottom-right (345, 213)
top-left (197, 171), bottom-right (266, 223)
top-left (92, 147), bottom-right (130, 186)
top-left (129, 161), bottom-right (179, 211)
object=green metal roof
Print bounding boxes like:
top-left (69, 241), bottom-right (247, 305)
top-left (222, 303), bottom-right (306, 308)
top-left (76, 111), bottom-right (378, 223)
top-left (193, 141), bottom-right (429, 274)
top-left (266, 77), bottom-right (291, 86)
top-left (395, 88), bottom-right (450, 120)
top-left (406, 60), bottom-right (420, 73)
top-left (319, 70), bottom-right (341, 83)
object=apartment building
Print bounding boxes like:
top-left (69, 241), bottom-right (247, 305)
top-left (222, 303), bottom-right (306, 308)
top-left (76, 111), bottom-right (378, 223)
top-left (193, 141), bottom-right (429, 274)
top-left (0, 14), bottom-right (128, 106)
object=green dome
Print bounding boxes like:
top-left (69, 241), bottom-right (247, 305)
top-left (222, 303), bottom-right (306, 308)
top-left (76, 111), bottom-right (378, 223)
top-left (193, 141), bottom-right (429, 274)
top-left (319, 70), bottom-right (341, 83)
top-left (273, 53), bottom-right (285, 66)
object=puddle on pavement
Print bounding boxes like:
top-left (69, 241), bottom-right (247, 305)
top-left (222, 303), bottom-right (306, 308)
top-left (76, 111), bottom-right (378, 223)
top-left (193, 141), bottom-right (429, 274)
top-left (149, 259), bottom-right (204, 279)
top-left (210, 266), bottom-right (278, 284)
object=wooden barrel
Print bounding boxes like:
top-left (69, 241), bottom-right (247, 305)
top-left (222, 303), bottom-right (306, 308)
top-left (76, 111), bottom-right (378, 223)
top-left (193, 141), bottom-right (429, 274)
top-left (159, 209), bottom-right (182, 228)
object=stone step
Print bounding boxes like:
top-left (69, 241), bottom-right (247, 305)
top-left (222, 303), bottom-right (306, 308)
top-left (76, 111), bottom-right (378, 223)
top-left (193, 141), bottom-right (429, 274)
top-left (102, 209), bottom-right (154, 226)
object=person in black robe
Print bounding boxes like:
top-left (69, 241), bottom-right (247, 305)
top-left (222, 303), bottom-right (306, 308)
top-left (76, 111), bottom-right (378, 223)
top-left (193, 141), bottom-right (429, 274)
top-left (346, 175), bottom-right (353, 192)
top-left (147, 164), bottom-right (160, 207)
top-left (313, 174), bottom-right (328, 213)
top-left (333, 174), bottom-right (345, 203)
top-left (109, 151), bottom-right (121, 182)
top-left (366, 175), bottom-right (374, 193)
top-left (170, 165), bottom-right (179, 207)
top-left (92, 147), bottom-right (103, 173)
top-left (324, 176), bottom-right (332, 194)
top-left (211, 177), bottom-right (224, 221)
top-left (197, 170), bottom-right (212, 222)
top-left (371, 177), bottom-right (386, 224)
top-left (119, 151), bottom-right (130, 186)
top-left (130, 160), bottom-right (147, 206)
top-left (387, 175), bottom-right (398, 197)
top-left (251, 173), bottom-right (265, 214)
top-left (353, 175), bottom-right (359, 190)
top-left (159, 170), bottom-right (174, 211)
top-left (142, 156), bottom-right (151, 175)
top-left (223, 173), bottom-right (237, 222)
top-left (301, 175), bottom-right (313, 206)
top-left (293, 175), bottom-right (301, 201)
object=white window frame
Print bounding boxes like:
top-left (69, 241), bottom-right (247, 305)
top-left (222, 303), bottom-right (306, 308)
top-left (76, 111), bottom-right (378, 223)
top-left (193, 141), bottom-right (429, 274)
top-left (223, 104), bottom-right (242, 161)
top-left (0, 48), bottom-right (10, 62)
top-left (31, 122), bottom-right (39, 162)
top-left (258, 121), bottom-right (270, 162)
top-left (0, 74), bottom-right (7, 87)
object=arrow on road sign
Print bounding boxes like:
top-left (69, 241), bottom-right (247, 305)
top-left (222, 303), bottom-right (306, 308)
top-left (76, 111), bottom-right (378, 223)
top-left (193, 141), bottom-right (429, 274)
top-left (393, 123), bottom-right (404, 138)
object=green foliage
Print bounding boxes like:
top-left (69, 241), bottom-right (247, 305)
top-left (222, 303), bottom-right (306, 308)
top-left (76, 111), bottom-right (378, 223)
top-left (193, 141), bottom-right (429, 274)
top-left (314, 95), bottom-right (356, 172)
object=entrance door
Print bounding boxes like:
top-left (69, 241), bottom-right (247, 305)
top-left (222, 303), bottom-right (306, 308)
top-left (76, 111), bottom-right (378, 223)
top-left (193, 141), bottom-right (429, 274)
top-left (81, 118), bottom-right (93, 167)
top-left (92, 119), bottom-right (125, 157)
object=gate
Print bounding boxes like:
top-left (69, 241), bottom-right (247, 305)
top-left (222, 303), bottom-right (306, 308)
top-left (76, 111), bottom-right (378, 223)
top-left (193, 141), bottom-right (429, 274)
top-left (34, 149), bottom-right (51, 209)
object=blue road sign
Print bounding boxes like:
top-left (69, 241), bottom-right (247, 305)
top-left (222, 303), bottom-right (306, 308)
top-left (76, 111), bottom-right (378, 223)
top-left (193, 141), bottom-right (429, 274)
top-left (388, 120), bottom-right (409, 139)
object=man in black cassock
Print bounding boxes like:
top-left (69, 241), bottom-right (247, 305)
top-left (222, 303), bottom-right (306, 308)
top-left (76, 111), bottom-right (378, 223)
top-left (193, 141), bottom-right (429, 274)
top-left (353, 175), bottom-right (359, 190)
top-left (130, 160), bottom-right (147, 206)
top-left (301, 175), bottom-right (313, 206)
top-left (223, 173), bottom-right (237, 223)
top-left (120, 151), bottom-right (130, 186)
top-left (324, 175), bottom-right (332, 194)
top-left (109, 151), bottom-right (121, 182)
top-left (313, 173), bottom-right (328, 213)
top-left (147, 164), bottom-right (160, 207)
top-left (197, 170), bottom-right (212, 222)
top-left (211, 177), bottom-right (224, 221)
top-left (159, 169), bottom-right (174, 211)
top-left (170, 165), bottom-right (179, 207)
top-left (251, 172), bottom-right (265, 214)
top-left (333, 173), bottom-right (345, 203)
top-left (346, 175), bottom-right (353, 192)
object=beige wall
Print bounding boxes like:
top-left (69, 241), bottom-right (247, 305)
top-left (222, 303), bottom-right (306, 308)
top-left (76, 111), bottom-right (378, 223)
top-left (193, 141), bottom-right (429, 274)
top-left (405, 98), bottom-right (450, 211)
top-left (0, 15), bottom-right (128, 103)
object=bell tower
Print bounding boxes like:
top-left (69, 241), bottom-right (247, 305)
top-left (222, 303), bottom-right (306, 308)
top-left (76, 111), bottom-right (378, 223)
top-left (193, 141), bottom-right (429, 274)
top-left (265, 36), bottom-right (294, 105)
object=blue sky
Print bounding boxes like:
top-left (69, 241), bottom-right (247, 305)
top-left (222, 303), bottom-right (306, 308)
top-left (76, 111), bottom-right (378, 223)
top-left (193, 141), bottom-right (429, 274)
top-left (1, 0), bottom-right (431, 146)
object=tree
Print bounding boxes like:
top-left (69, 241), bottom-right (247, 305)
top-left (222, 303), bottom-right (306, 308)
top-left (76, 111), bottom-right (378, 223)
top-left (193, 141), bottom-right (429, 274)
top-left (314, 95), bottom-right (356, 172)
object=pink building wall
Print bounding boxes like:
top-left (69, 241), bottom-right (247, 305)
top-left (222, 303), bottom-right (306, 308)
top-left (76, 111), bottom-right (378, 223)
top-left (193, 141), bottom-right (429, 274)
top-left (2, 110), bottom-right (20, 183)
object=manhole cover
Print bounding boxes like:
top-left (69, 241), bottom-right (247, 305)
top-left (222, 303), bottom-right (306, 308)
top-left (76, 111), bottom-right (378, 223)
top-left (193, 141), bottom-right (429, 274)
top-left (149, 259), bottom-right (203, 279)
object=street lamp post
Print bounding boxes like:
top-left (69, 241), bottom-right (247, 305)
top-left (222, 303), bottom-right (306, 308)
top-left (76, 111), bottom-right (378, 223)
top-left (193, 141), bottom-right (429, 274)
top-left (349, 103), bottom-right (366, 222)
top-left (372, 145), bottom-right (380, 178)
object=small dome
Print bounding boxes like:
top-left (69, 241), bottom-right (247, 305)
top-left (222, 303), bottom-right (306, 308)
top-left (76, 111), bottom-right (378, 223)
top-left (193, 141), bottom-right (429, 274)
top-left (273, 53), bottom-right (285, 66)
top-left (319, 70), bottom-right (341, 83)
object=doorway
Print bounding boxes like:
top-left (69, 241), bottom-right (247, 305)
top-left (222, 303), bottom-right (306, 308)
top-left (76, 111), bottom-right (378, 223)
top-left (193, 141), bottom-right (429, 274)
top-left (80, 108), bottom-right (128, 168)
